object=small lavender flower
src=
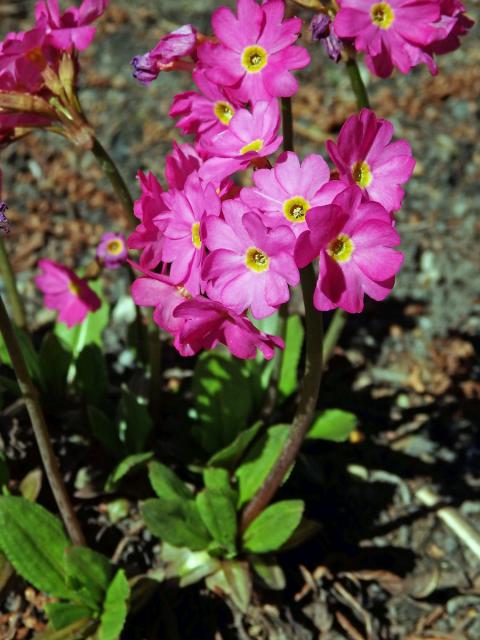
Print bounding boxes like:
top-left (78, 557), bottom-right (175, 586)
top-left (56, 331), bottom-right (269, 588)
top-left (0, 202), bottom-right (9, 235)
top-left (310, 13), bottom-right (344, 63)
top-left (96, 232), bottom-right (128, 269)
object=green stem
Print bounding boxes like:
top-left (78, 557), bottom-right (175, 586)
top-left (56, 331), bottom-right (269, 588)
top-left (0, 236), bottom-right (27, 329)
top-left (0, 294), bottom-right (85, 546)
top-left (345, 59), bottom-right (370, 109)
top-left (240, 265), bottom-right (324, 532)
top-left (90, 137), bottom-right (136, 228)
top-left (281, 96), bottom-right (295, 152)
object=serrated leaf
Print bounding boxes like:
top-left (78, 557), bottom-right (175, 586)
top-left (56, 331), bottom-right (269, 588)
top-left (64, 547), bottom-right (113, 609)
top-left (54, 288), bottom-right (109, 357)
top-left (119, 388), bottom-right (152, 454)
top-left (196, 489), bottom-right (237, 553)
top-left (76, 344), bottom-right (108, 405)
top-left (105, 452), bottom-right (153, 492)
top-left (38, 334), bottom-right (72, 402)
top-left (148, 461), bottom-right (193, 501)
top-left (97, 569), bottom-right (130, 640)
top-left (44, 603), bottom-right (93, 631)
top-left (87, 405), bottom-right (122, 458)
top-left (235, 424), bottom-right (290, 506)
top-left (278, 315), bottom-right (304, 398)
top-left (205, 561), bottom-right (251, 613)
top-left (0, 496), bottom-right (73, 598)
top-left (208, 421), bottom-right (263, 469)
top-left (242, 500), bottom-right (304, 553)
top-left (19, 468), bottom-right (42, 502)
top-left (142, 498), bottom-right (211, 551)
top-left (307, 409), bottom-right (358, 442)
top-left (192, 352), bottom-right (254, 454)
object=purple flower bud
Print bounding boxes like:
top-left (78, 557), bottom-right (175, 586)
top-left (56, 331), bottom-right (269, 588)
top-left (0, 202), bottom-right (9, 235)
top-left (131, 53), bottom-right (158, 85)
top-left (96, 232), bottom-right (128, 270)
top-left (310, 13), bottom-right (344, 63)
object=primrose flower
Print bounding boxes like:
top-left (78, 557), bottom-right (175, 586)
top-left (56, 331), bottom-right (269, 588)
top-left (241, 151), bottom-right (345, 237)
top-left (35, 0), bottom-right (108, 51)
top-left (162, 172), bottom-right (221, 295)
top-left (35, 258), bottom-right (101, 327)
top-left (334, 0), bottom-right (440, 77)
top-left (131, 25), bottom-right (197, 85)
top-left (199, 100), bottom-right (282, 182)
top-left (310, 14), bottom-right (344, 62)
top-left (198, 0), bottom-right (310, 101)
top-left (169, 69), bottom-right (241, 146)
top-left (165, 142), bottom-right (202, 190)
top-left (326, 109), bottom-right (415, 213)
top-left (203, 202), bottom-right (299, 319)
top-left (295, 187), bottom-right (403, 313)
top-left (128, 170), bottom-right (169, 270)
top-left (0, 26), bottom-right (54, 93)
top-left (174, 297), bottom-right (284, 359)
top-left (96, 232), bottom-right (128, 269)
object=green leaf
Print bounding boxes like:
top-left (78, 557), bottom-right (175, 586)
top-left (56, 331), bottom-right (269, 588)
top-left (0, 496), bottom-right (73, 598)
top-left (307, 409), bottom-right (358, 442)
top-left (196, 490), bottom-right (237, 554)
top-left (87, 405), bottom-right (121, 458)
top-left (148, 461), bottom-right (193, 501)
top-left (203, 467), bottom-right (234, 495)
top-left (119, 388), bottom-right (152, 454)
top-left (235, 424), bottom-right (290, 506)
top-left (44, 603), bottom-right (93, 631)
top-left (64, 547), bottom-right (113, 608)
top-left (242, 500), bottom-right (304, 554)
top-left (19, 468), bottom-right (42, 502)
top-left (142, 498), bottom-right (212, 551)
top-left (205, 561), bottom-right (251, 613)
top-left (38, 334), bottom-right (72, 402)
top-left (105, 452), bottom-right (153, 492)
top-left (161, 543), bottom-right (220, 587)
top-left (76, 344), bottom-right (108, 405)
top-left (0, 327), bottom-right (41, 383)
top-left (54, 287), bottom-right (109, 357)
top-left (208, 421), bottom-right (263, 469)
top-left (278, 315), bottom-right (304, 398)
top-left (192, 352), bottom-right (254, 454)
top-left (97, 569), bottom-right (130, 640)
top-left (251, 556), bottom-right (286, 590)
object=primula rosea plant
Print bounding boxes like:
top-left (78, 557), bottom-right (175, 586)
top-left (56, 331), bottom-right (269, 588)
top-left (0, 0), bottom-right (473, 634)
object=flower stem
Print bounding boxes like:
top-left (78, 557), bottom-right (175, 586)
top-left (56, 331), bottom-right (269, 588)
top-left (345, 58), bottom-right (370, 109)
top-left (281, 96), bottom-right (295, 152)
top-left (0, 294), bottom-right (85, 546)
top-left (0, 236), bottom-right (27, 329)
top-left (240, 264), bottom-right (324, 532)
top-left (90, 137), bottom-right (136, 229)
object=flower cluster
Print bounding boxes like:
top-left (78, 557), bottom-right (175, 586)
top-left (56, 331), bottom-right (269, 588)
top-left (0, 0), bottom-right (108, 144)
top-left (332, 0), bottom-right (473, 77)
top-left (128, 0), bottom-right (414, 360)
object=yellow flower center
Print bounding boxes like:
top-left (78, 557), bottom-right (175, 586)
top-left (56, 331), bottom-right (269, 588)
top-left (245, 247), bottom-right (270, 272)
top-left (240, 139), bottom-right (264, 155)
top-left (213, 101), bottom-right (235, 125)
top-left (370, 2), bottom-right (395, 29)
top-left (68, 280), bottom-right (81, 296)
top-left (106, 239), bottom-right (124, 255)
top-left (241, 45), bottom-right (268, 73)
top-left (191, 222), bottom-right (202, 249)
top-left (351, 160), bottom-right (373, 188)
top-left (327, 234), bottom-right (354, 263)
top-left (282, 196), bottom-right (311, 223)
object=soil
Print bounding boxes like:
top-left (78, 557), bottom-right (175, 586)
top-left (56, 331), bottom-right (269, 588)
top-left (0, 1), bottom-right (479, 639)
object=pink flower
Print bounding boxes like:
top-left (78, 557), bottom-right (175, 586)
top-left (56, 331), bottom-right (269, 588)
top-left (169, 69), bottom-right (241, 147)
top-left (203, 201), bottom-right (299, 319)
top-left (131, 273), bottom-right (194, 355)
top-left (326, 109), bottom-right (415, 213)
top-left (35, 258), bottom-right (101, 327)
top-left (35, 0), bottom-right (108, 51)
top-left (334, 0), bottom-right (440, 77)
top-left (128, 170), bottom-right (169, 270)
top-left (131, 25), bottom-right (197, 85)
top-left (0, 26), bottom-right (54, 93)
top-left (162, 172), bottom-right (221, 295)
top-left (295, 187), bottom-right (403, 313)
top-left (174, 297), bottom-right (284, 359)
top-left (241, 151), bottom-right (345, 237)
top-left (165, 141), bottom-right (202, 190)
top-left (199, 100), bottom-right (282, 182)
top-left (198, 0), bottom-right (310, 101)
top-left (96, 232), bottom-right (128, 269)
